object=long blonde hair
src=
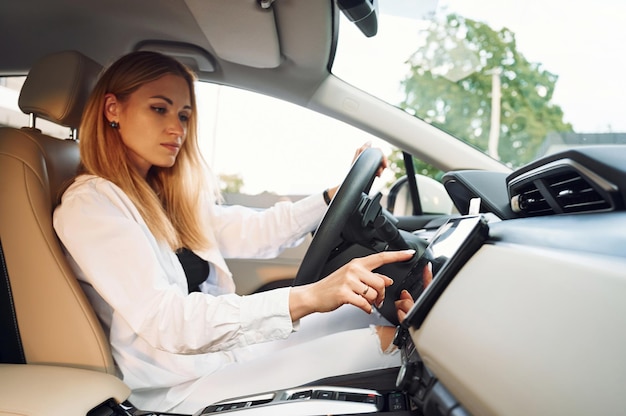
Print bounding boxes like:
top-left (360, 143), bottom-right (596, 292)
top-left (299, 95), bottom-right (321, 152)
top-left (79, 51), bottom-right (218, 250)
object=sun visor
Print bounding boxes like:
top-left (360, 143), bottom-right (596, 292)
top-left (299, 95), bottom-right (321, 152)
top-left (184, 0), bottom-right (281, 69)
top-left (135, 41), bottom-right (217, 73)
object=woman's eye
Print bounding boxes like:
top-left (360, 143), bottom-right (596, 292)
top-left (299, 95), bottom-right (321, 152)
top-left (179, 113), bottom-right (190, 123)
top-left (151, 106), bottom-right (166, 114)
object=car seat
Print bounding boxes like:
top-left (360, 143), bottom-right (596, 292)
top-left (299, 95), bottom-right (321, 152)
top-left (0, 51), bottom-right (116, 374)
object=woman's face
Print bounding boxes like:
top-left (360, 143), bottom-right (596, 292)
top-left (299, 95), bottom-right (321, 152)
top-left (105, 74), bottom-right (192, 177)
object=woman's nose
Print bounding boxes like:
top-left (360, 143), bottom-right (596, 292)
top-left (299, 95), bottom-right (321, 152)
top-left (168, 115), bottom-right (185, 136)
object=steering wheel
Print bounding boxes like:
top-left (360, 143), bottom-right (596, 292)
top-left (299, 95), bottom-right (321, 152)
top-left (293, 147), bottom-right (384, 286)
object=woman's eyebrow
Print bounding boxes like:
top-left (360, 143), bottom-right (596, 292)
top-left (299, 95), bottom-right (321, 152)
top-left (151, 94), bottom-right (173, 104)
top-left (150, 95), bottom-right (192, 110)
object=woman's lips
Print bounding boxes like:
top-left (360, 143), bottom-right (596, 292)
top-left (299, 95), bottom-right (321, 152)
top-left (161, 143), bottom-right (181, 153)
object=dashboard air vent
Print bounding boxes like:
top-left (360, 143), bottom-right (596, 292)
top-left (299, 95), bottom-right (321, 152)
top-left (509, 159), bottom-right (618, 216)
top-left (510, 182), bottom-right (552, 215)
top-left (547, 170), bottom-right (611, 213)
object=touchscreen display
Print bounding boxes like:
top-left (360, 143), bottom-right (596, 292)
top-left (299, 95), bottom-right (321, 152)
top-left (403, 215), bottom-right (489, 329)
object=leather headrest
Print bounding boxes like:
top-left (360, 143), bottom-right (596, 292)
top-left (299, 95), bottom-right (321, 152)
top-left (18, 51), bottom-right (103, 128)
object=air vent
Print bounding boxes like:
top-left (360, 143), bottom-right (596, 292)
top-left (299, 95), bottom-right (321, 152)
top-left (510, 182), bottom-right (552, 215)
top-left (509, 159), bottom-right (618, 216)
top-left (547, 170), bottom-right (612, 213)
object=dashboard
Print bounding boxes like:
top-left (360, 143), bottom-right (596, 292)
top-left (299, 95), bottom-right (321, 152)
top-left (395, 145), bottom-right (626, 415)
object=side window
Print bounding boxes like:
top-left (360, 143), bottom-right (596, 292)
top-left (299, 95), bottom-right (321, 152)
top-left (0, 76), bottom-right (71, 137)
top-left (195, 82), bottom-right (393, 207)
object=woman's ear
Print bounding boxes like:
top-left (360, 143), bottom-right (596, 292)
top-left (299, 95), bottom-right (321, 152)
top-left (104, 93), bottom-right (119, 123)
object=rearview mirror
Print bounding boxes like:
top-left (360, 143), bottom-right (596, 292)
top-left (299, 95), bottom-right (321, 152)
top-left (337, 0), bottom-right (378, 37)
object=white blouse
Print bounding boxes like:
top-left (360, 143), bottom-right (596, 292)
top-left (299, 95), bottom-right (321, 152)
top-left (53, 174), bottom-right (327, 410)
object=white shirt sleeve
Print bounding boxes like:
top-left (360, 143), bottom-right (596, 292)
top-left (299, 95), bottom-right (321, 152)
top-left (53, 176), bottom-right (296, 354)
top-left (210, 194), bottom-right (327, 259)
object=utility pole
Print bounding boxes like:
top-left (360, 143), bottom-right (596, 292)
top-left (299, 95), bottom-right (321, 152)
top-left (486, 67), bottom-right (501, 160)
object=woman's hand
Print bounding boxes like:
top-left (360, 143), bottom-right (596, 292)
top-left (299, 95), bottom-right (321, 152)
top-left (395, 262), bottom-right (433, 323)
top-left (289, 249), bottom-right (415, 321)
top-left (325, 142), bottom-right (388, 201)
top-left (352, 141), bottom-right (388, 178)
top-left (395, 290), bottom-right (414, 324)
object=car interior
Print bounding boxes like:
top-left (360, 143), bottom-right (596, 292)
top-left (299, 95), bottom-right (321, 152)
top-left (1, 1), bottom-right (626, 416)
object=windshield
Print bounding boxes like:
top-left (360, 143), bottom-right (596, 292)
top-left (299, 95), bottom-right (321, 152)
top-left (333, 0), bottom-right (626, 169)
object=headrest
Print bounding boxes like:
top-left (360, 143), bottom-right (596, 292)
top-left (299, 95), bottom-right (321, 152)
top-left (18, 51), bottom-right (103, 128)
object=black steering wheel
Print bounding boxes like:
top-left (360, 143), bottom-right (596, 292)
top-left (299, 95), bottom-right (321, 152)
top-left (293, 147), bottom-right (384, 286)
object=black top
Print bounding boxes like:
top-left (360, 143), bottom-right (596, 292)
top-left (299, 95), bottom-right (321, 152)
top-left (176, 248), bottom-right (210, 293)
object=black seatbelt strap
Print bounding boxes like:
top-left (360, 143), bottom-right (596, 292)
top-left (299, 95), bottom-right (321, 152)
top-left (0, 239), bottom-right (26, 364)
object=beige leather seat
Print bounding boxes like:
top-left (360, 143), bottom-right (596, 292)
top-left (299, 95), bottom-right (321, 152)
top-left (0, 51), bottom-right (116, 374)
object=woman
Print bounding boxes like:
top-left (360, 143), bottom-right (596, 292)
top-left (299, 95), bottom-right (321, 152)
top-left (53, 51), bottom-right (415, 413)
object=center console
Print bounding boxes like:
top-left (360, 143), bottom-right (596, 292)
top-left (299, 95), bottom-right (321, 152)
top-left (190, 382), bottom-right (419, 415)
top-left (195, 385), bottom-right (386, 415)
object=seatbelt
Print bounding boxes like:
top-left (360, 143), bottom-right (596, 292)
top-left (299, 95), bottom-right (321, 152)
top-left (0, 239), bottom-right (26, 364)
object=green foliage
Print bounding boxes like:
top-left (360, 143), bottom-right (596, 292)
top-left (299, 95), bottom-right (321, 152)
top-left (392, 13), bottom-right (573, 177)
top-left (387, 148), bottom-right (444, 184)
top-left (218, 173), bottom-right (244, 193)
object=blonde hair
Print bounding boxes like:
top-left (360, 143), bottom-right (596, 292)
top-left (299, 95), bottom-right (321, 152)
top-left (79, 51), bottom-right (218, 250)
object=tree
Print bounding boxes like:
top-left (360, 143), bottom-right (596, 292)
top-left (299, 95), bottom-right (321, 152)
top-left (387, 148), bottom-right (444, 183)
top-left (218, 173), bottom-right (244, 193)
top-left (392, 13), bottom-right (573, 179)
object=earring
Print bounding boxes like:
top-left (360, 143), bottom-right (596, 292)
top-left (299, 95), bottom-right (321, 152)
top-left (109, 120), bottom-right (120, 129)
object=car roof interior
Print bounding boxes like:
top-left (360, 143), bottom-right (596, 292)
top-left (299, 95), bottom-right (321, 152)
top-left (1, 0), bottom-right (336, 106)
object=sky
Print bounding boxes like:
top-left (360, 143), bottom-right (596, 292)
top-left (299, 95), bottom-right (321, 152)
top-left (441, 0), bottom-right (626, 133)
top-left (196, 0), bottom-right (626, 195)
top-left (337, 0), bottom-right (626, 133)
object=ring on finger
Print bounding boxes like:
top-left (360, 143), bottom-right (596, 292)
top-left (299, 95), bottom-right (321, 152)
top-left (361, 284), bottom-right (370, 296)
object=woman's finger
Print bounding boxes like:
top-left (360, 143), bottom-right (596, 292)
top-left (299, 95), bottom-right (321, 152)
top-left (356, 279), bottom-right (385, 308)
top-left (352, 141), bottom-right (372, 162)
top-left (423, 262), bottom-right (433, 288)
top-left (351, 289), bottom-right (374, 314)
top-left (358, 249), bottom-right (416, 271)
top-left (395, 290), bottom-right (414, 323)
